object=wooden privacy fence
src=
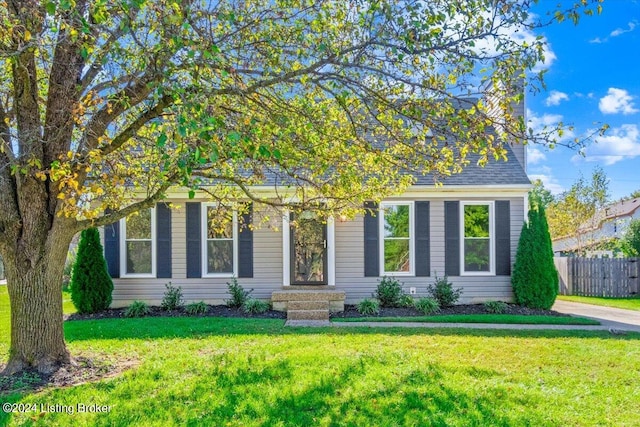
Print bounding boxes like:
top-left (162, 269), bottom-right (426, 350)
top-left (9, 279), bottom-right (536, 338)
top-left (555, 257), bottom-right (639, 297)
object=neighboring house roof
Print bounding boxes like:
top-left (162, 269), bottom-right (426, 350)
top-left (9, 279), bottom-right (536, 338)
top-left (586, 198), bottom-right (640, 230)
top-left (553, 197), bottom-right (640, 253)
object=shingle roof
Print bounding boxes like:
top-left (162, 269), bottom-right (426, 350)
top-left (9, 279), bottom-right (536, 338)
top-left (413, 144), bottom-right (531, 186)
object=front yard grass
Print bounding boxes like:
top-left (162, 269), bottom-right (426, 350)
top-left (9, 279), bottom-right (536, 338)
top-left (2, 286), bottom-right (640, 426)
top-left (558, 295), bottom-right (640, 312)
top-left (332, 314), bottom-right (600, 325)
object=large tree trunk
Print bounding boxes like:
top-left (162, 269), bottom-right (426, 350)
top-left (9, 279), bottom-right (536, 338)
top-left (2, 230), bottom-right (74, 375)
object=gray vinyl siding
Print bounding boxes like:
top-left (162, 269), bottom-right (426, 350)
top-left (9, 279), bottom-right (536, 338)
top-left (110, 203), bottom-right (282, 307)
top-left (334, 197), bottom-right (525, 304)
top-left (110, 196), bottom-right (525, 307)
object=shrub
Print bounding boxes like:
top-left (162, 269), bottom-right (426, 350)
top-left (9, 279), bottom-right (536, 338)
top-left (427, 275), bottom-right (462, 307)
top-left (227, 277), bottom-right (253, 308)
top-left (242, 298), bottom-right (270, 314)
top-left (375, 276), bottom-right (407, 307)
top-left (512, 205), bottom-right (558, 309)
top-left (414, 297), bottom-right (440, 315)
top-left (185, 301), bottom-right (208, 315)
top-left (622, 218), bottom-right (640, 257)
top-left (399, 293), bottom-right (415, 308)
top-left (125, 301), bottom-right (150, 318)
top-left (357, 298), bottom-right (380, 316)
top-left (484, 301), bottom-right (508, 314)
top-left (70, 228), bottom-right (114, 314)
top-left (161, 282), bottom-right (184, 311)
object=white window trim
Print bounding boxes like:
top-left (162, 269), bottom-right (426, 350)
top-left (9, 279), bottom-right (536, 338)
top-left (379, 201), bottom-right (415, 276)
top-left (201, 203), bottom-right (238, 278)
top-left (460, 201), bottom-right (495, 276)
top-left (120, 207), bottom-right (157, 278)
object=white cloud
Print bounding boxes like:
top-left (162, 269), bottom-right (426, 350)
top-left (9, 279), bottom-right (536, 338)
top-left (588, 21), bottom-right (637, 43)
top-left (599, 88), bottom-right (639, 115)
top-left (528, 172), bottom-right (564, 195)
top-left (576, 124), bottom-right (640, 165)
top-left (456, 11), bottom-right (555, 72)
top-left (610, 22), bottom-right (637, 37)
top-left (545, 90), bottom-right (569, 106)
top-left (527, 146), bottom-right (546, 165)
top-left (526, 109), bottom-right (575, 144)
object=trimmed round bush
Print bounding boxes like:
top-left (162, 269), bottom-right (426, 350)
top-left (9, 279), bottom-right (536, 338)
top-left (70, 227), bottom-right (114, 313)
top-left (427, 275), bottom-right (462, 307)
top-left (375, 277), bottom-right (406, 307)
top-left (512, 205), bottom-right (558, 309)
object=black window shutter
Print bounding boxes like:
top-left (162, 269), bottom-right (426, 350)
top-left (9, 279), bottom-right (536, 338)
top-left (363, 201), bottom-right (379, 277)
top-left (238, 203), bottom-right (253, 278)
top-left (156, 203), bottom-right (172, 278)
top-left (415, 201), bottom-right (430, 277)
top-left (495, 201), bottom-right (511, 276)
top-left (444, 201), bottom-right (460, 276)
top-left (186, 202), bottom-right (202, 278)
top-left (104, 220), bottom-right (120, 278)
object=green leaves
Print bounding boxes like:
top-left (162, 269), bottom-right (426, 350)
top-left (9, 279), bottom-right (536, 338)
top-left (45, 2), bottom-right (57, 15)
top-left (156, 133), bottom-right (168, 148)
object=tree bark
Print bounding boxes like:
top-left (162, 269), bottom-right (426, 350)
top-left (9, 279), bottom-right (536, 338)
top-left (2, 229), bottom-right (74, 375)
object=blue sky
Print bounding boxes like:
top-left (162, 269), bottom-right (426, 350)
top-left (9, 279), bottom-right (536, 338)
top-left (526, 1), bottom-right (640, 200)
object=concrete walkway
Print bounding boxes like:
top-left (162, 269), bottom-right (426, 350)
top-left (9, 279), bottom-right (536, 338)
top-left (552, 300), bottom-right (640, 333)
top-left (286, 300), bottom-right (640, 333)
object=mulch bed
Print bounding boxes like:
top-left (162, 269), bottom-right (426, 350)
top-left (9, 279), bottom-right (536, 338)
top-left (0, 356), bottom-right (138, 396)
top-left (66, 303), bottom-right (568, 321)
top-left (66, 305), bottom-right (287, 321)
top-left (331, 303), bottom-right (571, 318)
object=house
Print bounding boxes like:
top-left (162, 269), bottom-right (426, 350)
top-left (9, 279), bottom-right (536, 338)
top-left (553, 197), bottom-right (640, 256)
top-left (102, 98), bottom-right (532, 319)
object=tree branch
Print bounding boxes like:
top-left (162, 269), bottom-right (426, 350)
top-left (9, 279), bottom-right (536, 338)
top-left (101, 94), bottom-right (175, 156)
top-left (74, 178), bottom-right (175, 231)
top-left (80, 76), bottom-right (158, 153)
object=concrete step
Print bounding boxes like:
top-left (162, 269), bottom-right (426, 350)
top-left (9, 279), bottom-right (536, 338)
top-left (285, 285), bottom-right (332, 290)
top-left (287, 309), bottom-right (330, 321)
top-left (288, 300), bottom-right (330, 311)
top-left (272, 290), bottom-right (345, 302)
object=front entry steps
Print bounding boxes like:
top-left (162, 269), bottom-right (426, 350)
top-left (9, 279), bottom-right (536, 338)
top-left (272, 289), bottom-right (345, 324)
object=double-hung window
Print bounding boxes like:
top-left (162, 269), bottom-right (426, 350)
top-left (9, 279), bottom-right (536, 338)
top-left (461, 202), bottom-right (494, 275)
top-left (379, 202), bottom-right (414, 275)
top-left (121, 207), bottom-right (156, 277)
top-left (202, 204), bottom-right (237, 277)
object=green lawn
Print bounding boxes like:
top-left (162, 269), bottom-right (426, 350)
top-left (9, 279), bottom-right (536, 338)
top-left (2, 286), bottom-right (640, 426)
top-left (333, 314), bottom-right (600, 325)
top-left (558, 295), bottom-right (640, 312)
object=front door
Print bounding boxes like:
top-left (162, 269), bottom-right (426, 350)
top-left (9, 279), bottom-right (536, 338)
top-left (290, 212), bottom-right (327, 285)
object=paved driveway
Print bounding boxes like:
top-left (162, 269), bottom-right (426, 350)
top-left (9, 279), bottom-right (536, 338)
top-left (553, 300), bottom-right (640, 333)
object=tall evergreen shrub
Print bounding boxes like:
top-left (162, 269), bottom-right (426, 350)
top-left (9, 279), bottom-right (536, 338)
top-left (512, 205), bottom-right (558, 309)
top-left (70, 227), bottom-right (114, 313)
